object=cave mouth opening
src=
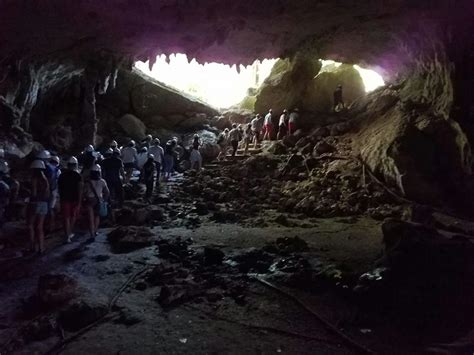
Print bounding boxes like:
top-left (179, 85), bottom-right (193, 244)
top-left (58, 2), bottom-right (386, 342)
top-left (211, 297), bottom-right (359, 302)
top-left (135, 54), bottom-right (385, 110)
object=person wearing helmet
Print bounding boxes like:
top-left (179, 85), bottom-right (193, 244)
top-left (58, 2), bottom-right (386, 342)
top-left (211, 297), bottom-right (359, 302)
top-left (110, 140), bottom-right (118, 149)
top-left (46, 155), bottom-right (62, 232)
top-left (163, 140), bottom-right (175, 181)
top-left (79, 145), bottom-right (97, 179)
top-left (136, 147), bottom-right (149, 171)
top-left (149, 138), bottom-right (164, 189)
top-left (141, 134), bottom-right (153, 150)
top-left (100, 147), bottom-right (124, 207)
top-left (0, 161), bottom-right (11, 234)
top-left (263, 109), bottom-right (274, 141)
top-left (333, 84), bottom-right (344, 112)
top-left (189, 142), bottom-right (203, 171)
top-left (288, 108), bottom-right (299, 135)
top-left (58, 156), bottom-right (83, 243)
top-left (121, 140), bottom-right (137, 184)
top-left (143, 153), bottom-right (156, 200)
top-left (84, 164), bottom-right (110, 240)
top-left (277, 109), bottom-right (289, 140)
top-left (27, 160), bottom-right (50, 254)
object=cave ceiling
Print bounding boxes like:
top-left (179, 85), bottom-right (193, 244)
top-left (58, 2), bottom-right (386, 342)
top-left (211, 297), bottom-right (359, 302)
top-left (0, 0), bottom-right (471, 78)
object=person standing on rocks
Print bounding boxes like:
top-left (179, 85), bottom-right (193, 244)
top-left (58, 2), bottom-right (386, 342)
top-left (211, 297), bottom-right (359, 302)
top-left (217, 128), bottom-right (229, 161)
top-left (0, 161), bottom-right (11, 237)
top-left (58, 156), bottom-right (83, 243)
top-left (333, 84), bottom-right (345, 112)
top-left (143, 153), bottom-right (156, 200)
top-left (229, 124), bottom-right (241, 157)
top-left (243, 123), bottom-right (253, 156)
top-left (251, 114), bottom-right (263, 148)
top-left (163, 140), bottom-right (175, 181)
top-left (136, 147), bottom-right (149, 181)
top-left (121, 140), bottom-right (137, 184)
top-left (80, 145), bottom-right (97, 179)
top-left (149, 138), bottom-right (164, 190)
top-left (288, 108), bottom-right (299, 135)
top-left (100, 148), bottom-right (124, 208)
top-left (141, 134), bottom-right (153, 149)
top-left (263, 109), bottom-right (273, 141)
top-left (84, 164), bottom-right (110, 241)
top-left (277, 109), bottom-right (289, 140)
top-left (27, 160), bottom-right (50, 254)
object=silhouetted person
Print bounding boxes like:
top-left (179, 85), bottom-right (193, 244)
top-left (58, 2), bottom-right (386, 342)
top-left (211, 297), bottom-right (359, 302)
top-left (333, 84), bottom-right (344, 111)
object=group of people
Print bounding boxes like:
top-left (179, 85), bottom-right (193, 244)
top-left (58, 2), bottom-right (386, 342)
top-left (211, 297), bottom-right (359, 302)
top-left (0, 134), bottom-right (201, 256)
top-left (217, 107), bottom-right (300, 158)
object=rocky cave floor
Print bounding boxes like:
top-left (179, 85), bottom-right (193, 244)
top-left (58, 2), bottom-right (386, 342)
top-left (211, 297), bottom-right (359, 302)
top-left (0, 143), bottom-right (474, 354)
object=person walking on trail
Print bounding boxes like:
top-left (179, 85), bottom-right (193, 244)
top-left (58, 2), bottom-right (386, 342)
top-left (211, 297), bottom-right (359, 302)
top-left (58, 156), bottom-right (83, 243)
top-left (229, 124), bottom-right (241, 157)
top-left (277, 109), bottom-right (289, 140)
top-left (141, 134), bottom-right (153, 149)
top-left (27, 160), bottom-right (50, 254)
top-left (217, 128), bottom-right (229, 161)
top-left (333, 84), bottom-right (345, 112)
top-left (251, 114), bottom-right (263, 148)
top-left (84, 164), bottom-right (110, 241)
top-left (288, 108), bottom-right (299, 135)
top-left (46, 155), bottom-right (61, 233)
top-left (143, 154), bottom-right (156, 200)
top-left (243, 123), bottom-right (253, 156)
top-left (149, 138), bottom-right (164, 190)
top-left (163, 140), bottom-right (175, 181)
top-left (80, 145), bottom-right (97, 179)
top-left (121, 140), bottom-right (137, 184)
top-left (136, 146), bottom-right (149, 181)
top-left (100, 148), bottom-right (124, 208)
top-left (263, 109), bottom-right (273, 141)
top-left (190, 134), bottom-right (203, 171)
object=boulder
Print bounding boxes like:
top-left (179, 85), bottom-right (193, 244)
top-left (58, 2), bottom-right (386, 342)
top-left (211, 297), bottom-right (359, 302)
top-left (254, 56), bottom-right (322, 114)
top-left (118, 114), bottom-right (146, 140)
top-left (302, 64), bottom-right (365, 113)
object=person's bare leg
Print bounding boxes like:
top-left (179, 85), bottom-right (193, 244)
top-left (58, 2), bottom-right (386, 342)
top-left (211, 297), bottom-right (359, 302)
top-left (28, 214), bottom-right (36, 252)
top-left (64, 217), bottom-right (71, 239)
top-left (87, 207), bottom-right (95, 238)
top-left (36, 215), bottom-right (46, 253)
top-left (94, 215), bottom-right (100, 236)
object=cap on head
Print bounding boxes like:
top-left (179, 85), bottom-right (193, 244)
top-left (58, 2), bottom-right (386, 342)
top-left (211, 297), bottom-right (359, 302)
top-left (105, 148), bottom-right (113, 156)
top-left (148, 153), bottom-right (155, 159)
top-left (129, 140), bottom-right (135, 147)
top-left (153, 138), bottom-right (160, 144)
top-left (0, 161), bottom-right (9, 174)
top-left (30, 159), bottom-right (46, 170)
top-left (91, 164), bottom-right (101, 172)
top-left (50, 156), bottom-right (60, 165)
top-left (194, 134), bottom-right (199, 138)
top-left (232, 123), bottom-right (237, 128)
top-left (37, 150), bottom-right (51, 160)
top-left (140, 147), bottom-right (148, 153)
top-left (112, 148), bottom-right (121, 155)
top-left (85, 145), bottom-right (94, 153)
top-left (110, 140), bottom-right (118, 148)
top-left (269, 109), bottom-right (273, 112)
top-left (172, 136), bottom-right (178, 142)
top-left (283, 109), bottom-right (288, 113)
top-left (68, 156), bottom-right (78, 165)
top-left (146, 134), bottom-right (152, 140)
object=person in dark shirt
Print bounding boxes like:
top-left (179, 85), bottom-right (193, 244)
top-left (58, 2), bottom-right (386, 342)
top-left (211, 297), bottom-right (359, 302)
top-left (100, 148), bottom-right (124, 208)
top-left (58, 156), bottom-right (83, 243)
top-left (143, 154), bottom-right (156, 200)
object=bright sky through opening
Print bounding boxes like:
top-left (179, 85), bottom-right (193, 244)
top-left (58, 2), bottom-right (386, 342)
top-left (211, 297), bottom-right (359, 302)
top-left (136, 55), bottom-right (385, 108)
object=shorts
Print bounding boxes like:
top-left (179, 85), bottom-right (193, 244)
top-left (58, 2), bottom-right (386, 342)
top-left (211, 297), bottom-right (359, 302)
top-left (264, 124), bottom-right (273, 134)
top-left (124, 162), bottom-right (135, 170)
top-left (61, 201), bottom-right (80, 219)
top-left (35, 202), bottom-right (49, 216)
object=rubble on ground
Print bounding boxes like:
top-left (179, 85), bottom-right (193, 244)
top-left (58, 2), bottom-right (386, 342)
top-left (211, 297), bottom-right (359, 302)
top-left (107, 226), bottom-right (156, 253)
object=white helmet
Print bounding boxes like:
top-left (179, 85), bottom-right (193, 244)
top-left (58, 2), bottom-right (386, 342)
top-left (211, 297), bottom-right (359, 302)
top-left (85, 145), bottom-right (94, 153)
top-left (30, 160), bottom-right (46, 169)
top-left (146, 134), bottom-right (152, 140)
top-left (91, 164), bottom-right (101, 172)
top-left (50, 156), bottom-right (60, 165)
top-left (129, 140), bottom-right (136, 147)
top-left (110, 140), bottom-right (118, 148)
top-left (112, 148), bottom-right (121, 155)
top-left (148, 153), bottom-right (155, 159)
top-left (153, 138), bottom-right (160, 145)
top-left (0, 161), bottom-right (9, 174)
top-left (105, 148), bottom-right (113, 155)
top-left (172, 136), bottom-right (178, 142)
top-left (68, 156), bottom-right (78, 165)
top-left (37, 150), bottom-right (51, 160)
top-left (0, 148), bottom-right (5, 158)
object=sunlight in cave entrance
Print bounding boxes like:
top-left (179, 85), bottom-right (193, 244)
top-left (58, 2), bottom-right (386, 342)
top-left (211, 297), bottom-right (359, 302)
top-left (135, 54), bottom-right (276, 109)
top-left (135, 55), bottom-right (385, 109)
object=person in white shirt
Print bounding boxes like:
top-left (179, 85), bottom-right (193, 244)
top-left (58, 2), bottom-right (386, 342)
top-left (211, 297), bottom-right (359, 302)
top-left (288, 108), bottom-right (299, 135)
top-left (121, 140), bottom-right (137, 184)
top-left (149, 138), bottom-right (164, 188)
top-left (251, 114), bottom-right (263, 147)
top-left (277, 109), bottom-right (289, 140)
top-left (263, 109), bottom-right (273, 141)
